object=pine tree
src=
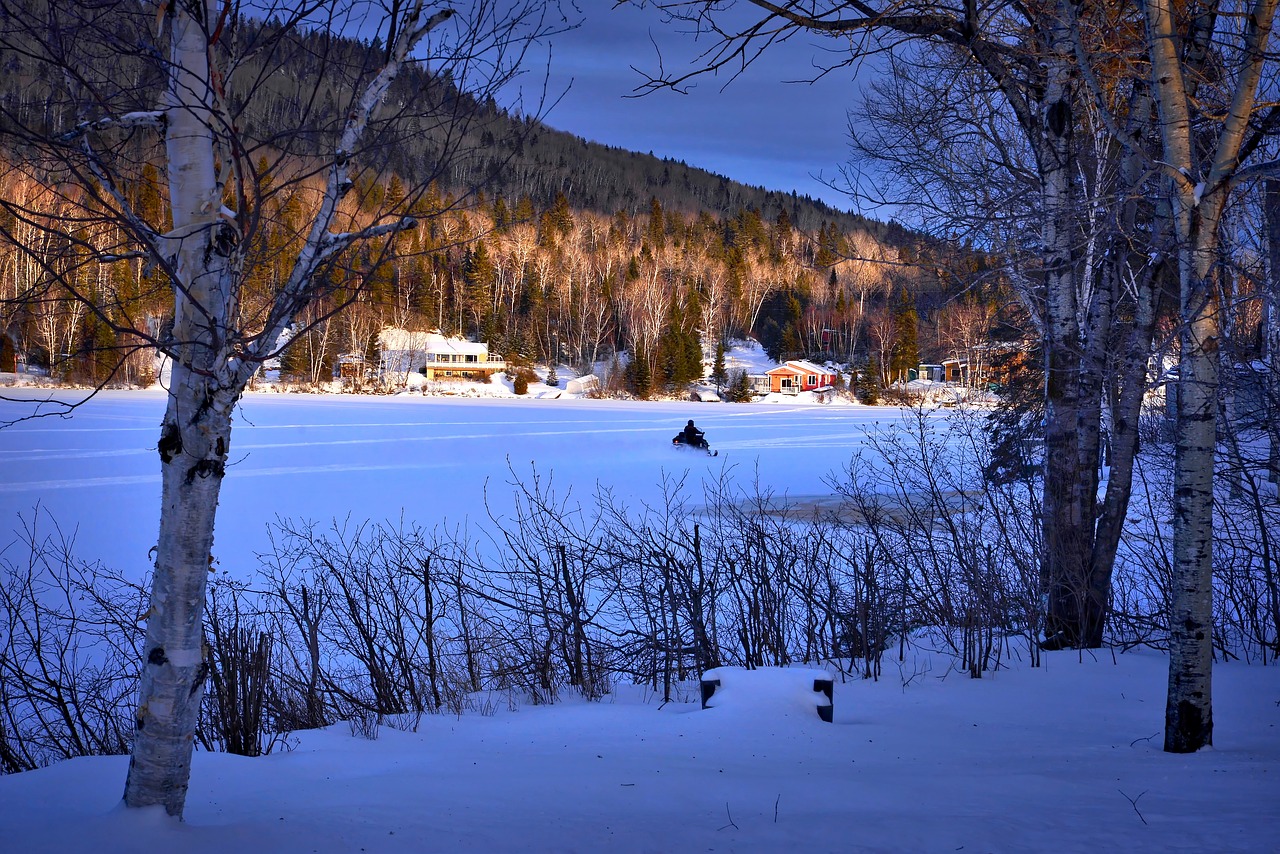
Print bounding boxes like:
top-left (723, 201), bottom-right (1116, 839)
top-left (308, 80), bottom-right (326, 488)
top-left (88, 310), bottom-right (117, 385)
top-left (463, 242), bottom-right (496, 335)
top-left (385, 175), bottom-right (405, 208)
top-left (780, 322), bottom-right (802, 361)
top-left (863, 357), bottom-right (883, 404)
top-left (646, 197), bottom-right (665, 251)
top-left (366, 243), bottom-right (396, 308)
top-left (682, 331), bottom-right (703, 385)
top-left (774, 207), bottom-right (793, 246)
top-left (514, 195), bottom-right (536, 224)
top-left (626, 347), bottom-right (653, 398)
top-left (481, 311), bottom-right (501, 347)
top-left (549, 192), bottom-right (574, 236)
top-left (889, 290), bottom-right (920, 383)
top-left (815, 221), bottom-right (838, 268)
top-left (493, 197), bottom-right (510, 231)
top-left (711, 339), bottom-right (728, 390)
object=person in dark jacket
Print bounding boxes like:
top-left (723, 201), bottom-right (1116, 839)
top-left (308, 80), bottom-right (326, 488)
top-left (681, 419), bottom-right (704, 445)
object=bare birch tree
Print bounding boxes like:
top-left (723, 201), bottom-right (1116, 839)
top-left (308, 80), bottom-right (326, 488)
top-left (0, 0), bottom-right (564, 816)
top-left (1135, 0), bottom-right (1278, 752)
top-left (849, 30), bottom-right (1174, 650)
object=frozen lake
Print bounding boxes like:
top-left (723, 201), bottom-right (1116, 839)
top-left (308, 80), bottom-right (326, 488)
top-left (0, 390), bottom-right (902, 577)
top-left (5, 391), bottom-right (1280, 854)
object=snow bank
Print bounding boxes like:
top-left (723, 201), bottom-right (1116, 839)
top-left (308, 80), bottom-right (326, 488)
top-left (2, 651), bottom-right (1277, 853)
top-left (701, 666), bottom-right (835, 723)
top-left (758, 389), bottom-right (852, 405)
top-left (1, 394), bottom-right (1279, 853)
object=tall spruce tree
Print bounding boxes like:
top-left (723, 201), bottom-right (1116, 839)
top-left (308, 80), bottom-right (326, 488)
top-left (711, 339), bottom-right (728, 391)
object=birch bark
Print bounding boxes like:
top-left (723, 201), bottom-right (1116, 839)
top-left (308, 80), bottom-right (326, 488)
top-left (124, 1), bottom-right (234, 813)
top-left (1143, 0), bottom-right (1278, 753)
top-left (1036, 8), bottom-right (1095, 650)
top-left (123, 0), bottom-right (459, 815)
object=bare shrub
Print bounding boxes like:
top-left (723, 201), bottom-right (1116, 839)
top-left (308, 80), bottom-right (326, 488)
top-left (828, 406), bottom-right (1043, 674)
top-left (202, 581), bottom-right (275, 757)
top-left (480, 463), bottom-right (612, 700)
top-left (0, 509), bottom-right (145, 771)
top-left (346, 708), bottom-right (381, 740)
top-left (260, 516), bottom-right (445, 717)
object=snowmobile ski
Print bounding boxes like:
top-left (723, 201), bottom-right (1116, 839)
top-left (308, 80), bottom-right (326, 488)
top-left (672, 434), bottom-right (717, 456)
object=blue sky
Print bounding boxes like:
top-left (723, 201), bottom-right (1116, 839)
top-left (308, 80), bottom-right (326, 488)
top-left (342, 1), bottom-right (877, 211)
top-left (528, 3), bottom-right (874, 212)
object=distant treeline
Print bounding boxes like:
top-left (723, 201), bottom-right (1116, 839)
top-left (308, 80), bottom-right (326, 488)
top-left (0, 154), bottom-right (1019, 392)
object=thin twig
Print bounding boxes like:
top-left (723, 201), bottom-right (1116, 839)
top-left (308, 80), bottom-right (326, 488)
top-left (1118, 789), bottom-right (1149, 826)
top-left (718, 803), bottom-right (739, 831)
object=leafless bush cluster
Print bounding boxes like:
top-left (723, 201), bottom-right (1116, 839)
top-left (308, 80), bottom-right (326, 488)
top-left (252, 516), bottom-right (490, 724)
top-left (220, 410), bottom-right (1053, 723)
top-left (830, 409), bottom-right (1046, 674)
top-left (0, 512), bottom-right (144, 772)
top-left (1116, 421), bottom-right (1280, 664)
top-left (200, 582), bottom-right (277, 757)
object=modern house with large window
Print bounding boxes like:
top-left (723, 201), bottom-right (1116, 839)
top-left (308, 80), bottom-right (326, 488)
top-left (378, 328), bottom-right (506, 382)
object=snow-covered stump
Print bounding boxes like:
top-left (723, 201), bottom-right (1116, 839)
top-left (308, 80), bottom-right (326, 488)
top-left (700, 666), bottom-right (834, 723)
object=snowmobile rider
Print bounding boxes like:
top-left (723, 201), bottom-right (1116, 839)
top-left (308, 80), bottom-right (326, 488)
top-left (681, 419), bottom-right (704, 444)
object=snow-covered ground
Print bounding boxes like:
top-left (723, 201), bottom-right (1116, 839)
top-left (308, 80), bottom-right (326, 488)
top-left (1, 391), bottom-right (1277, 852)
top-left (0, 388), bottom-right (881, 579)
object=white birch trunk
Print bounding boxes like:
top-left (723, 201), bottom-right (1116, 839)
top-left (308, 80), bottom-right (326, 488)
top-left (1037, 9), bottom-right (1091, 649)
top-left (124, 0), bottom-right (456, 815)
top-left (1145, 0), bottom-right (1278, 753)
top-left (1146, 0), bottom-right (1216, 753)
top-left (124, 0), bottom-right (234, 814)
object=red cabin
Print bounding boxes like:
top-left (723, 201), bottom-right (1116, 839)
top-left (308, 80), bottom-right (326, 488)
top-left (765, 360), bottom-right (838, 394)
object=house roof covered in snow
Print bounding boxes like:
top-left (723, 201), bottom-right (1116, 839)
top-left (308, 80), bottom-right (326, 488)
top-left (767, 359), bottom-right (833, 376)
top-left (378, 328), bottom-right (489, 356)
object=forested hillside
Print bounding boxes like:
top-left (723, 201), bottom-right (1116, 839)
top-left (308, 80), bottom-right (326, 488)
top-left (0, 8), bottom-right (892, 234)
top-left (1, 158), bottom-right (1019, 391)
top-left (0, 8), bottom-right (1014, 391)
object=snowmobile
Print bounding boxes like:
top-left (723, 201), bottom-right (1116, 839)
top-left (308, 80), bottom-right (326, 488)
top-left (672, 432), bottom-right (717, 456)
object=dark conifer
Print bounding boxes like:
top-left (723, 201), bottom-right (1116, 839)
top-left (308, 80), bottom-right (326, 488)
top-left (711, 339), bottom-right (727, 391)
top-left (646, 197), bottom-right (665, 251)
top-left (890, 289), bottom-right (920, 383)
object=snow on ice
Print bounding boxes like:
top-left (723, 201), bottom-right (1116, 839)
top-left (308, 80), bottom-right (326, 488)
top-left (0, 390), bottom-right (1277, 853)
